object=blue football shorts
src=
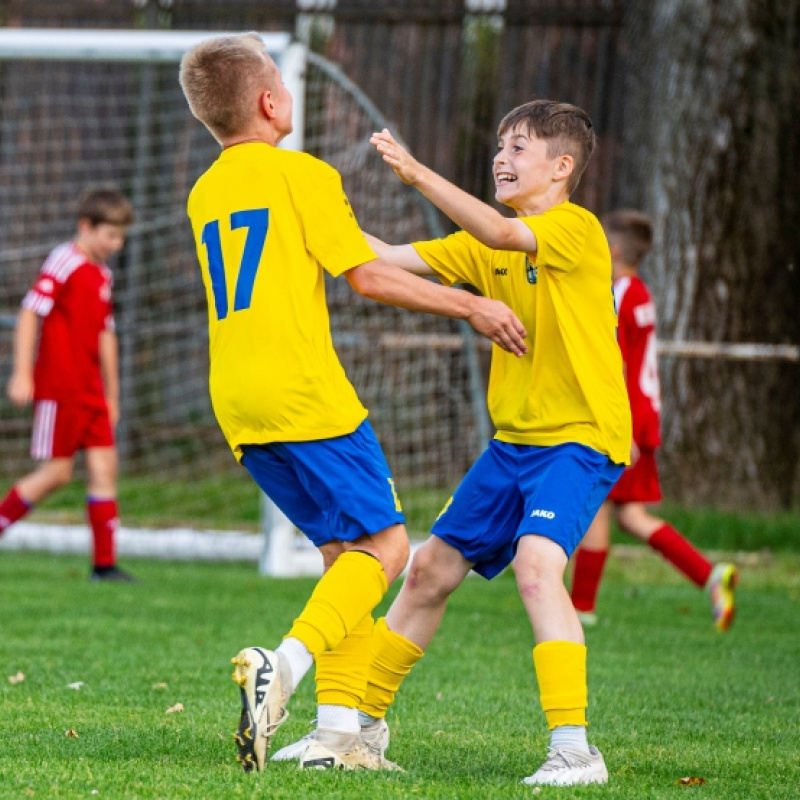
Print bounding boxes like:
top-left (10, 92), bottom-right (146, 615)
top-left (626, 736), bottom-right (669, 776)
top-left (431, 440), bottom-right (624, 579)
top-left (240, 419), bottom-right (405, 548)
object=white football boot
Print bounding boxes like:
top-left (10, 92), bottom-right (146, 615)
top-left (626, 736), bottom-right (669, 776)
top-left (522, 745), bottom-right (609, 786)
top-left (299, 727), bottom-right (402, 771)
top-left (230, 647), bottom-right (291, 772)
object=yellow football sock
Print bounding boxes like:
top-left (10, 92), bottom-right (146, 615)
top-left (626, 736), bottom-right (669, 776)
top-left (286, 550), bottom-right (388, 658)
top-left (359, 617), bottom-right (424, 718)
top-left (532, 640), bottom-right (588, 729)
top-left (315, 613), bottom-right (374, 708)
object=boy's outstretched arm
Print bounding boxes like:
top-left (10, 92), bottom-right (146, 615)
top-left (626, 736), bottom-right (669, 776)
top-left (364, 232), bottom-right (434, 276)
top-left (370, 129), bottom-right (536, 254)
top-left (346, 259), bottom-right (527, 357)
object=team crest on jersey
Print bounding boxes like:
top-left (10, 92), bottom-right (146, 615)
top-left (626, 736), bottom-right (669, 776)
top-left (525, 256), bottom-right (537, 285)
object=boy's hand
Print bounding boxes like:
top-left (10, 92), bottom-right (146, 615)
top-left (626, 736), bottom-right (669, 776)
top-left (370, 129), bottom-right (422, 185)
top-left (7, 372), bottom-right (33, 407)
top-left (467, 297), bottom-right (528, 357)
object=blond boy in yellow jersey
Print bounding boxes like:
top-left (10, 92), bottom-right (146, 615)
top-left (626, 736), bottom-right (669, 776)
top-left (340, 100), bottom-right (631, 786)
top-left (179, 32), bottom-right (528, 774)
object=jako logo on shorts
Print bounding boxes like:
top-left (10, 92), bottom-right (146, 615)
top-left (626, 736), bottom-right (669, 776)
top-left (530, 509), bottom-right (555, 519)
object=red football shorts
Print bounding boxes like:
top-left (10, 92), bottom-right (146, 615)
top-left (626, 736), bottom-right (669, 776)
top-left (607, 448), bottom-right (662, 504)
top-left (30, 400), bottom-right (115, 459)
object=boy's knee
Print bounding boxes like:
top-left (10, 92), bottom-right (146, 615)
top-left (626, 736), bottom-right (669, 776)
top-left (512, 539), bottom-right (563, 587)
top-left (616, 505), bottom-right (658, 539)
top-left (381, 529), bottom-right (410, 583)
top-left (352, 523), bottom-right (409, 584)
top-left (405, 548), bottom-right (458, 602)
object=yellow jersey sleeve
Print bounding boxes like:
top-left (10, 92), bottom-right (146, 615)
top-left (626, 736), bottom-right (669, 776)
top-left (290, 160), bottom-right (377, 276)
top-left (523, 202), bottom-right (589, 272)
top-left (411, 231), bottom-right (491, 293)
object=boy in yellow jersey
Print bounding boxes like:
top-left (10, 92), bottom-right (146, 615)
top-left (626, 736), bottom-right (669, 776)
top-left (351, 101), bottom-right (632, 786)
top-left (178, 33), bottom-right (527, 774)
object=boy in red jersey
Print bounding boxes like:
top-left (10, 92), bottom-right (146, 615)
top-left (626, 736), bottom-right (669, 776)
top-left (2, 187), bottom-right (136, 582)
top-left (570, 209), bottom-right (738, 631)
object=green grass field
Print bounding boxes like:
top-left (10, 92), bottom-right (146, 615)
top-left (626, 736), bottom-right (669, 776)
top-left (1, 548), bottom-right (799, 799)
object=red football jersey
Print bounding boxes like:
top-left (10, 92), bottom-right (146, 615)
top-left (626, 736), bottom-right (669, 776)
top-left (22, 242), bottom-right (115, 409)
top-left (614, 275), bottom-right (661, 449)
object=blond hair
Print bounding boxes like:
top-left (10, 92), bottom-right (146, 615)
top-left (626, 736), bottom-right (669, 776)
top-left (601, 209), bottom-right (654, 267)
top-left (179, 33), bottom-right (279, 141)
top-left (497, 100), bottom-right (596, 194)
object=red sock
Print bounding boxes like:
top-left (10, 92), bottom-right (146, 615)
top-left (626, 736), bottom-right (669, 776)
top-left (87, 497), bottom-right (118, 568)
top-left (571, 547), bottom-right (609, 613)
top-left (0, 486), bottom-right (32, 534)
top-left (648, 523), bottom-right (712, 587)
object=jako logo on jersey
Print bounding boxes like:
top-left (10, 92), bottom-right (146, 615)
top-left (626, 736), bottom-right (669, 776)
top-left (530, 509), bottom-right (555, 519)
top-left (494, 268), bottom-right (508, 276)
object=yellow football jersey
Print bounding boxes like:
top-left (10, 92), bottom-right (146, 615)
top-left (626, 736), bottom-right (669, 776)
top-left (413, 201), bottom-right (631, 464)
top-left (187, 143), bottom-right (374, 460)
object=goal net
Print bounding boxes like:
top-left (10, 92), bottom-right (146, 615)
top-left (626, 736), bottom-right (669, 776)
top-left (0, 30), bottom-right (488, 572)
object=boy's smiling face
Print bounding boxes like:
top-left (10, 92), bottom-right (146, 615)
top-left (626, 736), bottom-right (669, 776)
top-left (493, 126), bottom-right (570, 214)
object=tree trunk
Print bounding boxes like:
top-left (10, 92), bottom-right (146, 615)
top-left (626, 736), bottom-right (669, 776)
top-left (619, 0), bottom-right (800, 510)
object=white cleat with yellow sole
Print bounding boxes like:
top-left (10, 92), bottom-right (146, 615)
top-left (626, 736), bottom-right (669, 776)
top-left (231, 647), bottom-right (291, 772)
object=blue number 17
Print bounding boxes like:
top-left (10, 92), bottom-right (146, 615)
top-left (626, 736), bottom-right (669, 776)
top-left (201, 208), bottom-right (270, 321)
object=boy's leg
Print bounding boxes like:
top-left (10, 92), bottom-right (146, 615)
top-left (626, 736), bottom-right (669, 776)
top-left (2, 457), bottom-right (75, 536)
top-left (355, 441), bottom-right (521, 758)
top-left (616, 502), bottom-right (711, 584)
top-left (514, 443), bottom-right (622, 787)
top-left (236, 527), bottom-right (405, 772)
top-left (358, 536), bottom-right (473, 723)
top-left (235, 430), bottom-right (408, 772)
top-left (289, 526), bottom-right (410, 770)
top-left (272, 541), bottom-right (371, 761)
top-left (570, 502), bottom-right (612, 623)
top-left (274, 536), bottom-right (468, 767)
top-left (616, 503), bottom-right (737, 631)
top-left (85, 445), bottom-right (133, 581)
top-left (286, 524), bottom-right (407, 659)
top-left (514, 535), bottom-right (608, 786)
top-left (0, 485), bottom-right (33, 534)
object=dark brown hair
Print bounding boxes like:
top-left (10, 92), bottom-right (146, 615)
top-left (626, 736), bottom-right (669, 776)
top-left (497, 100), bottom-right (596, 194)
top-left (77, 187), bottom-right (134, 227)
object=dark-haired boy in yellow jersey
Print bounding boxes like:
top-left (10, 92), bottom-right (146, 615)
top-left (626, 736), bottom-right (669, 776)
top-left (348, 102), bottom-right (630, 786)
top-left (179, 33), bottom-right (528, 773)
